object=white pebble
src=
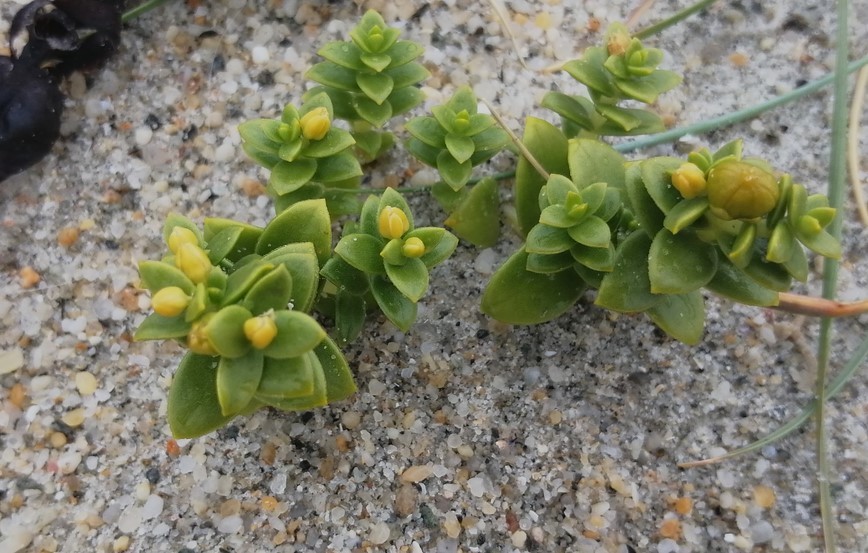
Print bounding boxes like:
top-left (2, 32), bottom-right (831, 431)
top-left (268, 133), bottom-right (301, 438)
top-left (135, 127), bottom-right (153, 146)
top-left (214, 141), bottom-right (236, 163)
top-left (251, 46), bottom-right (270, 64)
top-left (368, 379), bottom-right (386, 396)
top-left (0, 348), bottom-right (24, 374)
top-left (134, 481), bottom-right (151, 501)
top-left (58, 452), bottom-right (82, 474)
top-left (751, 521), bottom-right (775, 544)
top-left (656, 538), bottom-right (679, 553)
top-left (474, 249), bottom-right (497, 274)
top-left (369, 522), bottom-right (390, 545)
top-left (467, 477), bottom-right (486, 497)
top-left (269, 472), bottom-right (287, 494)
top-left (217, 515), bottom-right (243, 533)
top-left (510, 530), bottom-right (527, 548)
top-left (141, 495), bottom-right (164, 520)
top-left (177, 456), bottom-right (196, 474)
top-left (117, 507), bottom-right (143, 533)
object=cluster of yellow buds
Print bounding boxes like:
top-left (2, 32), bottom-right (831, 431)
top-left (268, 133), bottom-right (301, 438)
top-left (299, 107), bottom-right (331, 141)
top-left (243, 314), bottom-right (278, 349)
top-left (378, 206), bottom-right (410, 239)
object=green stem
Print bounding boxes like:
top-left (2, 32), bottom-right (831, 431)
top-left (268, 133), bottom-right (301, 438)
top-left (816, 0), bottom-right (850, 550)
top-left (633, 0), bottom-right (717, 40)
top-left (615, 55), bottom-right (868, 154)
top-left (122, 0), bottom-right (174, 23)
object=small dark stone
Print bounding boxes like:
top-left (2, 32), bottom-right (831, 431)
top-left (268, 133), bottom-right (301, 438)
top-left (782, 14), bottom-right (810, 33)
top-left (145, 113), bottom-right (161, 130)
top-left (795, 78), bottom-right (808, 88)
top-left (145, 467), bottom-right (161, 484)
top-left (182, 125), bottom-right (198, 142)
top-left (220, 425), bottom-right (240, 440)
top-left (298, 459), bottom-right (312, 471)
top-left (475, 329), bottom-right (489, 339)
top-left (299, 411), bottom-right (314, 423)
top-left (211, 54), bottom-right (225, 73)
top-left (198, 30), bottom-right (219, 39)
top-left (178, 548), bottom-right (195, 553)
top-left (255, 70), bottom-right (274, 87)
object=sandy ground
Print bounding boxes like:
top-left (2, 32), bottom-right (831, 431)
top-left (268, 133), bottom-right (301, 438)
top-left (1, 0), bottom-right (867, 552)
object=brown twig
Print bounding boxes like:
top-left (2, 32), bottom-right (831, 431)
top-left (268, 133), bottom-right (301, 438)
top-left (775, 292), bottom-right (868, 318)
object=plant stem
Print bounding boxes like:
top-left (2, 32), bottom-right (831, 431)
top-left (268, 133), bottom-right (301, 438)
top-left (330, 170), bottom-right (518, 195)
top-left (815, 0), bottom-right (850, 549)
top-left (633, 0), bottom-right (717, 39)
top-left (122, 0), bottom-right (174, 23)
top-left (615, 55), bottom-right (868, 154)
top-left (776, 293), bottom-right (868, 318)
top-left (679, 330), bottom-right (868, 468)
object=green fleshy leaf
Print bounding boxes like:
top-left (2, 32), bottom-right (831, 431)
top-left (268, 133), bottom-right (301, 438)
top-left (303, 128), bottom-right (356, 158)
top-left (705, 257), bottom-right (779, 306)
top-left (385, 258), bottom-right (429, 302)
top-left (443, 177), bottom-right (500, 247)
top-left (481, 248), bottom-right (586, 324)
top-left (783, 242), bottom-right (809, 282)
top-left (624, 162), bottom-right (664, 237)
top-left (387, 86), bottom-right (425, 116)
top-left (205, 226), bottom-right (243, 265)
top-left (405, 116), bottom-right (447, 148)
top-left (597, 188), bottom-right (623, 222)
top-left (371, 275), bottom-right (418, 331)
top-left (526, 251), bottom-right (575, 273)
top-left (216, 350), bottom-right (264, 416)
top-left (540, 91), bottom-right (594, 131)
top-left (445, 134), bottom-right (476, 164)
top-left (315, 335), bottom-right (357, 402)
top-left (766, 222), bottom-right (795, 264)
top-left (185, 282), bottom-right (211, 323)
top-left (543, 174), bottom-right (579, 206)
top-left (357, 72), bottom-right (394, 104)
top-left (139, 261), bottom-right (194, 295)
top-left (204, 217), bottom-right (264, 261)
top-left (596, 231), bottom-right (661, 312)
top-left (640, 157), bottom-right (683, 213)
top-left (406, 137), bottom-right (440, 167)
top-left (206, 305), bottom-right (253, 359)
top-left (168, 353), bottom-right (233, 438)
top-left (562, 48), bottom-right (617, 96)
top-left (262, 243), bottom-right (321, 312)
top-left (260, 311), bottom-right (326, 359)
top-left (647, 291), bottom-right (705, 345)
top-left (596, 105), bottom-right (666, 136)
top-left (257, 355), bottom-right (314, 399)
top-left (321, 256), bottom-right (370, 296)
top-left (796, 228), bottom-right (842, 259)
top-left (306, 62), bottom-right (360, 91)
top-left (384, 40), bottom-right (423, 68)
top-left (335, 292), bottom-right (366, 344)
top-left (437, 150), bottom-right (473, 191)
top-left (269, 158), bottom-right (318, 195)
top-left (648, 229), bottom-right (718, 295)
top-left (595, 103), bottom-right (642, 132)
top-left (386, 61), bottom-right (429, 88)
top-left (712, 139), bottom-right (743, 162)
top-left (430, 181), bottom-right (466, 212)
top-left (312, 151), bottom-right (363, 183)
top-left (222, 261), bottom-right (275, 307)
top-left (742, 257), bottom-right (793, 292)
top-left (257, 199), bottom-right (332, 265)
top-left (335, 233), bottom-right (387, 274)
top-left (526, 224), bottom-right (574, 255)
top-left (360, 52), bottom-right (392, 72)
top-left (571, 243), bottom-right (615, 272)
top-left (278, 140), bottom-right (304, 163)
top-left (359, 195), bottom-right (380, 236)
top-left (355, 96), bottom-right (393, 127)
top-left (567, 216), bottom-right (611, 248)
top-left (663, 198), bottom-right (710, 235)
top-left (242, 265), bottom-right (293, 315)
top-left (134, 313), bottom-right (192, 341)
top-left (318, 41), bottom-right (365, 71)
top-left (613, 69), bottom-right (681, 103)
top-left (568, 139), bottom-right (626, 190)
top-left (412, 228), bottom-right (458, 269)
top-left (515, 118), bottom-right (570, 237)
top-left (257, 351), bottom-right (327, 411)
top-left (539, 205), bottom-right (578, 228)
top-left (469, 126), bottom-right (509, 154)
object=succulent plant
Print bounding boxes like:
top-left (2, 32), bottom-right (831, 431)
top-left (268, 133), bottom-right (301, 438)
top-left (238, 92), bottom-right (363, 215)
top-left (135, 204), bottom-right (356, 438)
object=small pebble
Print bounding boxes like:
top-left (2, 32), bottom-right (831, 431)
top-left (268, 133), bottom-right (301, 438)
top-left (57, 227), bottom-right (80, 247)
top-left (134, 127), bottom-right (153, 146)
top-left (399, 465), bottom-right (432, 483)
top-left (369, 522), bottom-right (390, 545)
top-left (443, 513), bottom-right (461, 538)
top-left (19, 266), bottom-right (41, 288)
top-left (217, 515), bottom-right (243, 533)
top-left (9, 383), bottom-right (27, 408)
top-left (341, 411), bottom-right (361, 429)
top-left (511, 530), bottom-right (528, 548)
top-left (394, 484), bottom-right (418, 518)
top-left (75, 372), bottom-right (98, 395)
top-left (62, 408), bottom-right (86, 428)
top-left (251, 45), bottom-right (270, 64)
top-left (112, 536), bottom-right (130, 552)
top-left (0, 348), bottom-right (25, 375)
top-left (49, 432), bottom-right (68, 449)
top-left (753, 485), bottom-right (776, 508)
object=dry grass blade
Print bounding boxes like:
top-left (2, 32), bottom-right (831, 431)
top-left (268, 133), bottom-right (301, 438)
top-left (480, 98), bottom-right (550, 181)
top-left (626, 0), bottom-right (657, 28)
top-left (485, 0), bottom-right (530, 70)
top-left (848, 65), bottom-right (868, 226)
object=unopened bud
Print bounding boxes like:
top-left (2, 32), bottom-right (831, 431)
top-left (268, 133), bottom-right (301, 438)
top-left (152, 286), bottom-right (190, 317)
top-left (707, 160), bottom-right (779, 220)
top-left (299, 107), bottom-right (331, 141)
top-left (401, 237), bottom-right (426, 258)
top-left (671, 162), bottom-right (707, 199)
top-left (378, 206), bottom-right (410, 239)
top-left (187, 315), bottom-right (217, 356)
top-left (168, 226), bottom-right (199, 254)
top-left (606, 24), bottom-right (631, 56)
top-left (175, 243), bottom-right (212, 284)
top-left (243, 315), bottom-right (278, 349)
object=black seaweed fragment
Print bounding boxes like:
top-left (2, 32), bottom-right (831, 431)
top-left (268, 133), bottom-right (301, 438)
top-left (0, 0), bottom-right (123, 182)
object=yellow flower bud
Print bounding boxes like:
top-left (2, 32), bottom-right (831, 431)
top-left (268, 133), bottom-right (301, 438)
top-left (187, 315), bottom-right (217, 356)
top-left (167, 226), bottom-right (199, 254)
top-left (175, 243), bottom-right (212, 284)
top-left (243, 315), bottom-right (278, 349)
top-left (299, 107), bottom-right (331, 141)
top-left (152, 286), bottom-right (190, 317)
top-left (606, 24), bottom-right (631, 56)
top-left (401, 236), bottom-right (426, 258)
top-left (707, 160), bottom-right (780, 220)
top-left (671, 162), bottom-right (707, 199)
top-left (378, 206), bottom-right (410, 239)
